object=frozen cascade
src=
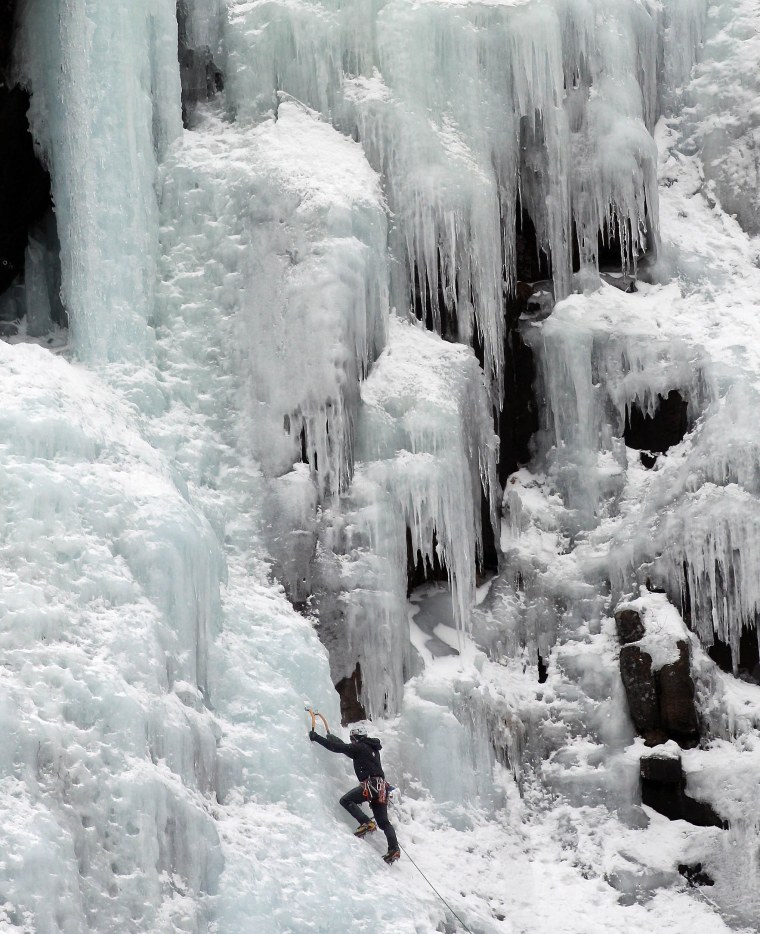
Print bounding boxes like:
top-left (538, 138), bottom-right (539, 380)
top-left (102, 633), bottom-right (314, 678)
top-left (525, 283), bottom-right (712, 530)
top-left (677, 0), bottom-right (760, 235)
top-left (16, 0), bottom-right (183, 363)
top-left (317, 317), bottom-right (498, 718)
top-left (3, 0), bottom-right (760, 929)
top-left (157, 102), bottom-right (388, 500)
top-left (605, 384), bottom-right (760, 670)
top-left (225, 0), bottom-right (665, 396)
top-left (0, 342), bottom-right (224, 930)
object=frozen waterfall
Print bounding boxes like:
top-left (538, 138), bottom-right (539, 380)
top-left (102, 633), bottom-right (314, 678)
top-left (2, 0), bottom-right (760, 930)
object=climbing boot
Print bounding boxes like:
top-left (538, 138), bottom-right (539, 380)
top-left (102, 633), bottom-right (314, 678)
top-left (354, 820), bottom-right (376, 837)
top-left (382, 848), bottom-right (401, 864)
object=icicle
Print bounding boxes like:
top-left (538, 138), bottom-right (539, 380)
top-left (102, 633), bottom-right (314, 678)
top-left (315, 317), bottom-right (498, 717)
top-left (15, 0), bottom-right (183, 363)
top-left (223, 0), bottom-right (672, 399)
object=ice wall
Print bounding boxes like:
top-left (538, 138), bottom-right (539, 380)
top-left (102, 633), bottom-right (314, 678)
top-left (16, 0), bottom-right (183, 362)
top-left (158, 103), bottom-right (388, 501)
top-left (0, 341), bottom-right (224, 930)
top-left (224, 0), bottom-right (663, 396)
top-left (677, 0), bottom-right (760, 234)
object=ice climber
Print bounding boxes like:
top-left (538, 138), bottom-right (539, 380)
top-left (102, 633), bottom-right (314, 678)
top-left (309, 724), bottom-right (401, 864)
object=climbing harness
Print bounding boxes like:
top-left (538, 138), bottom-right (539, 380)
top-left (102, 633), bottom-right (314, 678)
top-left (362, 776), bottom-right (389, 804)
top-left (305, 705), bottom-right (330, 734)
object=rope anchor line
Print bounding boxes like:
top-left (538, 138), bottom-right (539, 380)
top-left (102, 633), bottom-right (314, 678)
top-left (396, 842), bottom-right (475, 934)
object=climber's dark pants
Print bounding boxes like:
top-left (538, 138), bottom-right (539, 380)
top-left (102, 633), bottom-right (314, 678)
top-left (339, 785), bottom-right (398, 850)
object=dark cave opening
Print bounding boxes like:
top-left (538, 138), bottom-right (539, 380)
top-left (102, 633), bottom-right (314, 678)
top-left (0, 10), bottom-right (62, 339)
top-left (410, 257), bottom-right (459, 343)
top-left (495, 207), bottom-right (543, 486)
top-left (406, 527), bottom-right (449, 596)
top-left (708, 628), bottom-right (760, 683)
top-left (176, 0), bottom-right (224, 129)
top-left (623, 390), bottom-right (689, 468)
top-left (515, 208), bottom-right (551, 284)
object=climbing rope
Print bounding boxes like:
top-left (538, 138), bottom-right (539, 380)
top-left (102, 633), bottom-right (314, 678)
top-left (396, 842), bottom-right (475, 934)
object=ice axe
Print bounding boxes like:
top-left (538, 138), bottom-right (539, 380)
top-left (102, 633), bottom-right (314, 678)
top-left (304, 703), bottom-right (330, 734)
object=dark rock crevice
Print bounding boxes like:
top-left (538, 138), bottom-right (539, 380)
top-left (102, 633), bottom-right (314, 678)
top-left (0, 88), bottom-right (53, 296)
top-left (497, 207), bottom-right (544, 486)
top-left (624, 390), bottom-right (689, 468)
top-left (406, 527), bottom-right (449, 596)
top-left (176, 1), bottom-right (224, 129)
top-left (0, 0), bottom-right (17, 80)
top-left (0, 4), bottom-right (60, 336)
top-left (335, 663), bottom-right (367, 726)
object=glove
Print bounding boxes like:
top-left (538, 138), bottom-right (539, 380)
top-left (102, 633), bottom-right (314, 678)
top-left (308, 730), bottom-right (318, 742)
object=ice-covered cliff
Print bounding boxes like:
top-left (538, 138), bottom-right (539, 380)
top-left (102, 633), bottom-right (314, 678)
top-left (1, 0), bottom-right (760, 931)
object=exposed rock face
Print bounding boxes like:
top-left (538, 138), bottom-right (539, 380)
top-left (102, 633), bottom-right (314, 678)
top-left (678, 863), bottom-right (715, 888)
top-left (615, 607), bottom-right (700, 749)
top-left (640, 748), bottom-right (725, 828)
top-left (616, 604), bottom-right (721, 827)
top-left (336, 664), bottom-right (366, 726)
top-left (615, 608), bottom-right (646, 644)
top-left (658, 642), bottom-right (699, 740)
top-left (618, 644), bottom-right (662, 741)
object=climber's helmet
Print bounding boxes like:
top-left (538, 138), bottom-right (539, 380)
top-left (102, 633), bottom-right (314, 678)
top-left (349, 725), bottom-right (368, 743)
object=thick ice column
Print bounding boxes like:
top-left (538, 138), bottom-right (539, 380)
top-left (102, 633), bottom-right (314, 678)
top-left (316, 317), bottom-right (499, 717)
top-left (157, 103), bottom-right (388, 499)
top-left (0, 341), bottom-right (224, 930)
top-left (15, 0), bottom-right (182, 363)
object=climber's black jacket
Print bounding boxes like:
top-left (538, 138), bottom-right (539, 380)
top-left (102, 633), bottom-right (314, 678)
top-left (310, 732), bottom-right (385, 781)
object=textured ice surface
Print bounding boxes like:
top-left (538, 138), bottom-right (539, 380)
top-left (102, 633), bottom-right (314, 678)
top-left (16, 0), bottom-right (183, 362)
top-left (316, 317), bottom-right (498, 718)
top-left (3, 0), bottom-right (760, 929)
top-left (0, 342), bottom-right (224, 931)
top-left (158, 102), bottom-right (388, 500)
top-left (677, 0), bottom-right (760, 234)
top-left (224, 0), bottom-right (665, 395)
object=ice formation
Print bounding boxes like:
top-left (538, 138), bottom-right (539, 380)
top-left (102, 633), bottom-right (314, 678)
top-left (226, 0), bottom-right (665, 395)
top-left (317, 317), bottom-right (498, 718)
top-left (2, 0), bottom-right (760, 930)
top-left (16, 0), bottom-right (183, 362)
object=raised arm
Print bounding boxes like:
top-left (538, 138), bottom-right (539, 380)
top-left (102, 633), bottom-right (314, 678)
top-left (310, 731), bottom-right (357, 758)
